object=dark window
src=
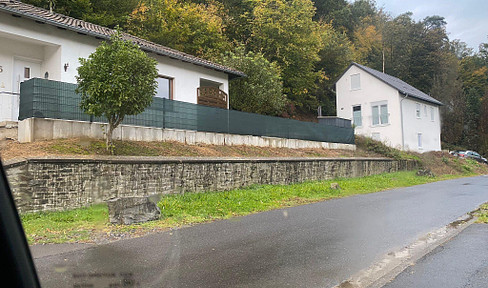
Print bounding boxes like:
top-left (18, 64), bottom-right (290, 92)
top-left (155, 76), bottom-right (173, 99)
top-left (353, 105), bottom-right (362, 127)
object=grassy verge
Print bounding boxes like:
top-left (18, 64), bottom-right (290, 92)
top-left (476, 203), bottom-right (488, 224)
top-left (22, 171), bottom-right (465, 245)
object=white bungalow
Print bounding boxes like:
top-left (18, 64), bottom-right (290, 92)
top-left (0, 0), bottom-right (244, 122)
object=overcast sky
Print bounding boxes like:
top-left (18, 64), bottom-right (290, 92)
top-left (374, 0), bottom-right (488, 51)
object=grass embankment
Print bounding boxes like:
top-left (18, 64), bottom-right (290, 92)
top-left (356, 136), bottom-right (488, 176)
top-left (14, 136), bottom-right (488, 244)
top-left (22, 170), bottom-right (462, 244)
top-left (476, 203), bottom-right (488, 224)
top-left (0, 137), bottom-right (373, 160)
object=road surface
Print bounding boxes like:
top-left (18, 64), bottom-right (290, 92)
top-left (31, 175), bottom-right (488, 287)
top-left (383, 223), bottom-right (488, 288)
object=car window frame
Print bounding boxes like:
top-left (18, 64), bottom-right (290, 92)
top-left (0, 161), bottom-right (41, 288)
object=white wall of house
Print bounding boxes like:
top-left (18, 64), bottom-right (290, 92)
top-left (336, 65), bottom-right (441, 152)
top-left (401, 97), bottom-right (441, 152)
top-left (0, 12), bottom-right (230, 121)
top-left (336, 65), bottom-right (403, 149)
top-left (151, 54), bottom-right (228, 105)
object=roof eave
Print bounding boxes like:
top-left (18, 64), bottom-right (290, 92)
top-left (347, 62), bottom-right (443, 106)
top-left (398, 91), bottom-right (443, 106)
top-left (0, 5), bottom-right (246, 78)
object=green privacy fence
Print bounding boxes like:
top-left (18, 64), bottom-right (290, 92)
top-left (19, 78), bottom-right (354, 144)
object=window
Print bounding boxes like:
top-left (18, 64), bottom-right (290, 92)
top-left (353, 105), bottom-right (362, 127)
top-left (424, 105), bottom-right (427, 117)
top-left (350, 73), bottom-right (360, 90)
top-left (372, 103), bottom-right (388, 125)
top-left (416, 103), bottom-right (421, 118)
top-left (418, 133), bottom-right (422, 149)
top-left (431, 107), bottom-right (434, 121)
top-left (24, 67), bottom-right (30, 79)
top-left (155, 76), bottom-right (173, 99)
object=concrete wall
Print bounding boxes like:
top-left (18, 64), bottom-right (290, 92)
top-left (0, 12), bottom-right (230, 121)
top-left (4, 157), bottom-right (417, 213)
top-left (17, 117), bottom-right (356, 150)
top-left (0, 121), bottom-right (17, 140)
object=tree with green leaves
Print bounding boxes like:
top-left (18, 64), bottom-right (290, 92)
top-left (463, 88), bottom-right (482, 149)
top-left (126, 0), bottom-right (230, 58)
top-left (315, 23), bottom-right (355, 115)
top-left (22, 0), bottom-right (138, 28)
top-left (245, 0), bottom-right (324, 112)
top-left (219, 46), bottom-right (286, 115)
top-left (76, 33), bottom-right (158, 152)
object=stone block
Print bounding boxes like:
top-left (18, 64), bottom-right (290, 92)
top-left (416, 168), bottom-right (435, 177)
top-left (162, 129), bottom-right (186, 143)
top-left (107, 196), bottom-right (161, 225)
top-left (34, 118), bottom-right (54, 140)
top-left (185, 130), bottom-right (196, 145)
top-left (18, 118), bottom-right (34, 143)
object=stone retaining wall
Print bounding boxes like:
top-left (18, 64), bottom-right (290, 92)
top-left (4, 157), bottom-right (417, 213)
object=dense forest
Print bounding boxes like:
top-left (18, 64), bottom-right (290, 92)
top-left (24, 0), bottom-right (488, 154)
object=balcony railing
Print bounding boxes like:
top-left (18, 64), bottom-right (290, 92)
top-left (197, 86), bottom-right (228, 109)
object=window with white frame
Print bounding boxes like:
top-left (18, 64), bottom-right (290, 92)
top-left (350, 73), bottom-right (360, 90)
top-left (424, 105), bottom-right (427, 117)
top-left (353, 105), bottom-right (362, 127)
top-left (430, 107), bottom-right (434, 121)
top-left (418, 133), bottom-right (423, 149)
top-left (372, 103), bottom-right (388, 125)
top-left (416, 103), bottom-right (421, 118)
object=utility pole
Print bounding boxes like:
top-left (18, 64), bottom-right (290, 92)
top-left (382, 48), bottom-right (385, 73)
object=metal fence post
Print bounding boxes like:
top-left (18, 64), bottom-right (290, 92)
top-left (162, 98), bottom-right (166, 129)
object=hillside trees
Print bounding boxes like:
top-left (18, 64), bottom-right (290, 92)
top-left (244, 0), bottom-right (324, 112)
top-left (219, 46), bottom-right (286, 115)
top-left (20, 0), bottom-right (488, 153)
top-left (126, 0), bottom-right (230, 58)
top-left (22, 0), bottom-right (139, 28)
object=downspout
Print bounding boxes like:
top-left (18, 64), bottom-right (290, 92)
top-left (400, 92), bottom-right (409, 150)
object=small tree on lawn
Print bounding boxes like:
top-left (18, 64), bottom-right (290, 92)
top-left (76, 32), bottom-right (158, 153)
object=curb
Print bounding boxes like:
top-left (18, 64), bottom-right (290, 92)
top-left (335, 211), bottom-right (477, 288)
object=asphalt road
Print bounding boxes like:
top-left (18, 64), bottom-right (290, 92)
top-left (32, 175), bottom-right (488, 288)
top-left (383, 223), bottom-right (488, 288)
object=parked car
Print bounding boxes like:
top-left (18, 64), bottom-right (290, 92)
top-left (449, 150), bottom-right (464, 157)
top-left (458, 150), bottom-right (488, 164)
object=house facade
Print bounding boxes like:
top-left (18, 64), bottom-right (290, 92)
top-left (336, 63), bottom-right (442, 152)
top-left (0, 0), bottom-right (244, 122)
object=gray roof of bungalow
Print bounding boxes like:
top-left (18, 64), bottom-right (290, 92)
top-left (345, 62), bottom-right (443, 106)
top-left (0, 0), bottom-right (246, 79)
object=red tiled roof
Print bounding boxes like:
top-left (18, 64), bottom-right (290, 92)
top-left (0, 0), bottom-right (245, 78)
